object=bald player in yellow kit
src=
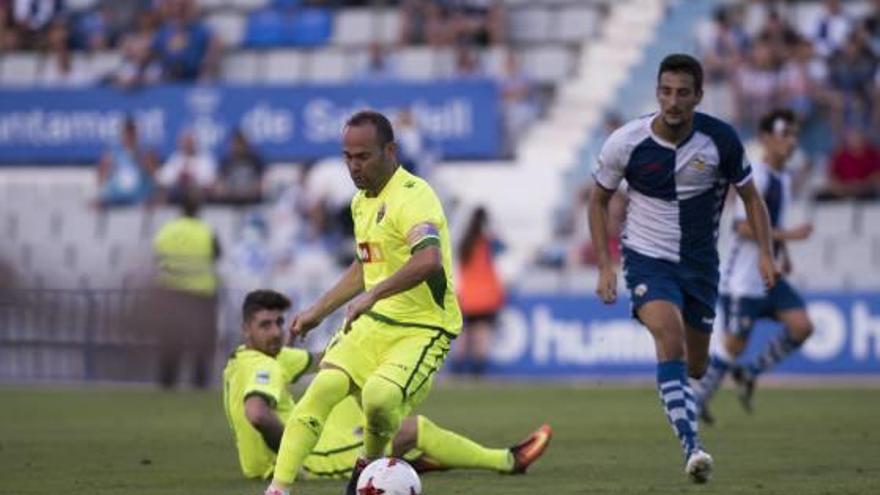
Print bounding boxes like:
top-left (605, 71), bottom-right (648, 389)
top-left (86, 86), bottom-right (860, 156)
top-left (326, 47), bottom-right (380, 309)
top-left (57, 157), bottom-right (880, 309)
top-left (264, 111), bottom-right (551, 495)
top-left (225, 290), bottom-right (551, 484)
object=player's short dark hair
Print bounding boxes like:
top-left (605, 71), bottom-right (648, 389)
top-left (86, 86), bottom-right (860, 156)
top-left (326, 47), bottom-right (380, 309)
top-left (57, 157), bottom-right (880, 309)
top-left (758, 108), bottom-right (798, 135)
top-left (657, 53), bottom-right (703, 93)
top-left (242, 290), bottom-right (291, 322)
top-left (345, 110), bottom-right (395, 147)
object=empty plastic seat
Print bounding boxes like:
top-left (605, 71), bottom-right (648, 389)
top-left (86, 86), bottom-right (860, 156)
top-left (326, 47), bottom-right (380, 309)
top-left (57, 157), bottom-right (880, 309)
top-left (813, 203), bottom-right (856, 237)
top-left (859, 204), bottom-right (880, 235)
top-left (245, 8), bottom-right (331, 47)
top-left (222, 50), bottom-right (262, 83)
top-left (262, 50), bottom-right (305, 83)
top-left (0, 54), bottom-right (42, 86)
top-left (232, 0), bottom-right (271, 9)
top-left (554, 6), bottom-right (599, 42)
top-left (207, 12), bottom-right (247, 48)
top-left (509, 7), bottom-right (552, 43)
top-left (88, 51), bottom-right (122, 80)
top-left (332, 8), bottom-right (376, 46)
top-left (305, 48), bottom-right (352, 83)
top-left (521, 45), bottom-right (574, 83)
top-left (395, 47), bottom-right (437, 81)
top-left (244, 9), bottom-right (287, 47)
top-left (288, 8), bottom-right (333, 47)
top-left (376, 9), bottom-right (401, 45)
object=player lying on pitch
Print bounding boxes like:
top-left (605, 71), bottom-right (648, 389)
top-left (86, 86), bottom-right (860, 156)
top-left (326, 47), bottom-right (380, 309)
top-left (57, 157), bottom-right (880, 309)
top-left (223, 289), bottom-right (552, 481)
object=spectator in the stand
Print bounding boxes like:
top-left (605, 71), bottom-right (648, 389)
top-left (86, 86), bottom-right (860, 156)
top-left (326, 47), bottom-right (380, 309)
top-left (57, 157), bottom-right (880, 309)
top-left (41, 18), bottom-right (94, 86)
top-left (828, 32), bottom-right (877, 129)
top-left (452, 43), bottom-right (482, 78)
top-left (816, 126), bottom-right (880, 201)
top-left (395, 108), bottom-right (429, 177)
top-left (151, 0), bottom-right (220, 82)
top-left (96, 117), bottom-right (157, 207)
top-left (811, 0), bottom-right (852, 58)
top-left (497, 50), bottom-right (537, 158)
top-left (756, 10), bottom-right (799, 62)
top-left (11, 0), bottom-right (61, 49)
top-left (1, 1), bottom-right (22, 50)
top-left (157, 129), bottom-right (218, 203)
top-left (862, 0), bottom-right (880, 55)
top-left (779, 38), bottom-right (843, 134)
top-left (447, 0), bottom-right (506, 47)
top-left (700, 5), bottom-right (749, 86)
top-left (734, 39), bottom-right (781, 129)
top-left (151, 192), bottom-right (221, 389)
top-left (112, 9), bottom-right (162, 89)
top-left (77, 0), bottom-right (151, 51)
top-left (401, 0), bottom-right (455, 46)
top-left (355, 42), bottom-right (398, 81)
top-left (214, 128), bottom-right (265, 205)
top-left (453, 206), bottom-right (505, 377)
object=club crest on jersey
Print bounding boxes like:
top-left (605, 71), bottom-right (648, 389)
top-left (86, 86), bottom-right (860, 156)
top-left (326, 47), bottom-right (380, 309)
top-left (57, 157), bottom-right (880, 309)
top-left (255, 370), bottom-right (270, 384)
top-left (690, 155), bottom-right (707, 171)
top-left (376, 203), bottom-right (386, 224)
top-left (634, 284), bottom-right (648, 297)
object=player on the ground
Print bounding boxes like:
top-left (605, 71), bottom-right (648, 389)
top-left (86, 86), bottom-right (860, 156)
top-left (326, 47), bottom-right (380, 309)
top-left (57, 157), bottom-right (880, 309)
top-left (693, 109), bottom-right (814, 423)
top-left (588, 54), bottom-right (777, 483)
top-left (224, 289), bottom-right (550, 482)
top-left (264, 111), bottom-right (551, 495)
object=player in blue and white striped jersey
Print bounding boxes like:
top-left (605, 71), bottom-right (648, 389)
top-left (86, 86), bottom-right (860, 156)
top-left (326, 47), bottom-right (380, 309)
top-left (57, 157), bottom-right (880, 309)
top-left (588, 54), bottom-right (777, 484)
top-left (693, 109), bottom-right (815, 423)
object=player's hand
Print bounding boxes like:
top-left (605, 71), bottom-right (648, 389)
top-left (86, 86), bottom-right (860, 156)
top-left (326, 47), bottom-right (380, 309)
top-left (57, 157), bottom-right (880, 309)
top-left (759, 254), bottom-right (778, 290)
top-left (596, 266), bottom-right (618, 304)
top-left (787, 223), bottom-right (813, 241)
top-left (343, 292), bottom-right (377, 333)
top-left (289, 308), bottom-right (322, 340)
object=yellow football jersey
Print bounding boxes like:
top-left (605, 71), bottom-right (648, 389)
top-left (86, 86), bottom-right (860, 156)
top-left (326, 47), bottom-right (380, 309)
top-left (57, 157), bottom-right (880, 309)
top-left (351, 167), bottom-right (462, 334)
top-left (222, 346), bottom-right (311, 479)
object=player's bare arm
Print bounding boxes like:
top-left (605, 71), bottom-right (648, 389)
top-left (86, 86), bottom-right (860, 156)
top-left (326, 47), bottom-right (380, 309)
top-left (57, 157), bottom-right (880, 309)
top-left (734, 220), bottom-right (813, 242)
top-left (735, 180), bottom-right (778, 289)
top-left (343, 243), bottom-right (443, 331)
top-left (291, 260), bottom-right (365, 338)
top-left (587, 184), bottom-right (618, 304)
top-left (244, 395), bottom-right (285, 452)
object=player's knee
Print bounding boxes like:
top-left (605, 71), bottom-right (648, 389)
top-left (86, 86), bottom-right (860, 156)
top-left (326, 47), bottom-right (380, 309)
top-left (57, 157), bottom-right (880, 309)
top-left (723, 335), bottom-right (747, 357)
top-left (362, 378), bottom-right (404, 432)
top-left (688, 360), bottom-right (708, 379)
top-left (790, 321), bottom-right (814, 343)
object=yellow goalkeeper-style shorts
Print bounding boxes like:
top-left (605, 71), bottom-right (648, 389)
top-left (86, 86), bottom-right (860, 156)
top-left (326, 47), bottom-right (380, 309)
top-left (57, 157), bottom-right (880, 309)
top-left (322, 311), bottom-right (453, 415)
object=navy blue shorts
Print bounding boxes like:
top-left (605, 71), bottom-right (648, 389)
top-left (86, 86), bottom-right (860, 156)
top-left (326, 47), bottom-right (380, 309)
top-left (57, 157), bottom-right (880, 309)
top-left (720, 279), bottom-right (806, 339)
top-left (622, 248), bottom-right (718, 333)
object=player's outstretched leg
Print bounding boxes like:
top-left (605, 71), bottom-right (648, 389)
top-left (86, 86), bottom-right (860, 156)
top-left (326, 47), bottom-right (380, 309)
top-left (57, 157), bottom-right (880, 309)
top-left (692, 348), bottom-right (735, 425)
top-left (267, 368), bottom-right (351, 495)
top-left (733, 312), bottom-right (812, 412)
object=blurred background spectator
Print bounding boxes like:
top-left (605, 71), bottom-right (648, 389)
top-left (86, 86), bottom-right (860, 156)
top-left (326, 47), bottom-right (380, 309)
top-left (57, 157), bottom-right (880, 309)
top-left (151, 0), bottom-right (220, 82)
top-left (453, 206), bottom-right (504, 377)
top-left (815, 126), bottom-right (880, 200)
top-left (213, 128), bottom-right (265, 205)
top-left (150, 193), bottom-right (221, 389)
top-left (156, 129), bottom-right (218, 204)
top-left (96, 117), bottom-right (157, 208)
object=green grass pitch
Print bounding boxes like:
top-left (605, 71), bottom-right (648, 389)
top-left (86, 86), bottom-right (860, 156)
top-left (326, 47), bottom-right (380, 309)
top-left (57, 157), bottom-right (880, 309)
top-left (1, 383), bottom-right (878, 494)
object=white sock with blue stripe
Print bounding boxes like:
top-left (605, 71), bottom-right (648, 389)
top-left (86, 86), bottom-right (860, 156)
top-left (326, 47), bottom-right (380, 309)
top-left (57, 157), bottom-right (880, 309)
top-left (693, 349), bottom-right (733, 408)
top-left (657, 360), bottom-right (701, 458)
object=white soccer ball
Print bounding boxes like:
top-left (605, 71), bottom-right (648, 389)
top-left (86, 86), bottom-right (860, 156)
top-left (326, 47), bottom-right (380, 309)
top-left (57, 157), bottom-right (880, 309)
top-left (356, 457), bottom-right (422, 495)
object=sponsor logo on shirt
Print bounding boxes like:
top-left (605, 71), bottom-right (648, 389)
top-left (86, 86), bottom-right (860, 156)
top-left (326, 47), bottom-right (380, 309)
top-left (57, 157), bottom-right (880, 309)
top-left (358, 242), bottom-right (384, 263)
top-left (255, 370), bottom-right (270, 384)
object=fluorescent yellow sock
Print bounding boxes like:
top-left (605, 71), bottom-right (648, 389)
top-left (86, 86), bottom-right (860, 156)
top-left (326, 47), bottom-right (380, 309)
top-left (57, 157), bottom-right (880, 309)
top-left (272, 368), bottom-right (350, 486)
top-left (415, 415), bottom-right (513, 472)
top-left (362, 376), bottom-right (405, 459)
